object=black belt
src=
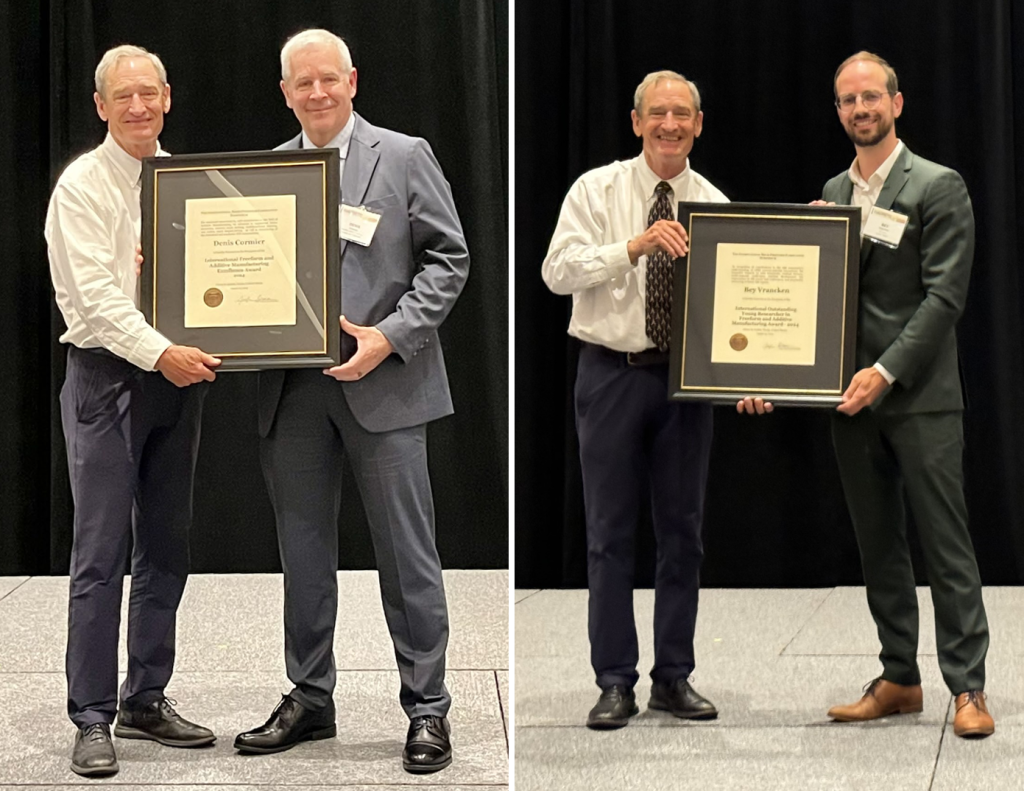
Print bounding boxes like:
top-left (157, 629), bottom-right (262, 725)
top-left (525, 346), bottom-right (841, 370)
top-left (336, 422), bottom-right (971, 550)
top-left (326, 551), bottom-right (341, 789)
top-left (626, 349), bottom-right (669, 367)
top-left (583, 342), bottom-right (669, 367)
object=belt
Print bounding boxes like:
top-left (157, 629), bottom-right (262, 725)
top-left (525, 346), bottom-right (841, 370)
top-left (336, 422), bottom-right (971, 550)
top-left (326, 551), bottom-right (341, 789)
top-left (583, 342), bottom-right (669, 367)
top-left (626, 349), bottom-right (669, 367)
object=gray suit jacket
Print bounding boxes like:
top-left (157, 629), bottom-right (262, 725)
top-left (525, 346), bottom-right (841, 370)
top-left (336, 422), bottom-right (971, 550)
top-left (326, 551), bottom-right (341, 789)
top-left (257, 114), bottom-right (470, 435)
top-left (822, 145), bottom-right (973, 414)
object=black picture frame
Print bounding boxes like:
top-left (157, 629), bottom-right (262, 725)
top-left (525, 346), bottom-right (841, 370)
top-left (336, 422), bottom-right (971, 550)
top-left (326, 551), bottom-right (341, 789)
top-left (668, 202), bottom-right (861, 406)
top-left (141, 148), bottom-right (340, 370)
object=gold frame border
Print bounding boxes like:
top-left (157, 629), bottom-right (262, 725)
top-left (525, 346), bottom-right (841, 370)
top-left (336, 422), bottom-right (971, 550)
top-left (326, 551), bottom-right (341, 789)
top-left (152, 160), bottom-right (329, 358)
top-left (680, 212), bottom-right (851, 395)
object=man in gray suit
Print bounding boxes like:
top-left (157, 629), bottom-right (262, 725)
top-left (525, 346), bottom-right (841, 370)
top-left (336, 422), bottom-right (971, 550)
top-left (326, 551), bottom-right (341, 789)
top-left (740, 51), bottom-right (993, 738)
top-left (233, 29), bottom-right (469, 772)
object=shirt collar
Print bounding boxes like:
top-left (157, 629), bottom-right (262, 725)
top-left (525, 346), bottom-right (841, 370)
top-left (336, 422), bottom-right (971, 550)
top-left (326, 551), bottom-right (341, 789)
top-left (100, 132), bottom-right (165, 187)
top-left (301, 112), bottom-right (356, 157)
top-left (848, 139), bottom-right (904, 190)
top-left (636, 153), bottom-right (691, 199)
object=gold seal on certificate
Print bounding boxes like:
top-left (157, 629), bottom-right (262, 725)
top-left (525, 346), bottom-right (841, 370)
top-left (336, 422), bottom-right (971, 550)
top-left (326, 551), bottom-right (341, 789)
top-left (711, 243), bottom-right (819, 366)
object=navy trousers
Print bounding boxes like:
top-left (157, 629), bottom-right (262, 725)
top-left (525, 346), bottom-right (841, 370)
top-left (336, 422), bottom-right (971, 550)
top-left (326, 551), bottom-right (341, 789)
top-left (60, 346), bottom-right (206, 728)
top-left (575, 343), bottom-right (713, 690)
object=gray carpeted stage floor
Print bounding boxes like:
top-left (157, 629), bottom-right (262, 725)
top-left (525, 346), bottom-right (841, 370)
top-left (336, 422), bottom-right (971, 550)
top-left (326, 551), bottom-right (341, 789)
top-left (514, 587), bottom-right (1024, 791)
top-left (0, 571), bottom-right (508, 790)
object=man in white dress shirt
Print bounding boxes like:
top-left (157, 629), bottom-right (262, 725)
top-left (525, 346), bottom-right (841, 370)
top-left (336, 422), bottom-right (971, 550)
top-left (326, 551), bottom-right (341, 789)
top-left (542, 70), bottom-right (724, 728)
top-left (45, 44), bottom-right (218, 778)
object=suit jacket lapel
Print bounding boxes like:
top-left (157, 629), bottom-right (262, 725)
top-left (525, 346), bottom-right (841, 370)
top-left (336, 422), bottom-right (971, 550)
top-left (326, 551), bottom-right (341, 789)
top-left (873, 147), bottom-right (912, 213)
top-left (861, 146), bottom-right (913, 270)
top-left (338, 114), bottom-right (381, 261)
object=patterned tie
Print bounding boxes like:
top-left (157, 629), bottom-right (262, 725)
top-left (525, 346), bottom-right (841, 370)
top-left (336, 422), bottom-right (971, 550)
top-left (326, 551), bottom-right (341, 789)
top-left (645, 181), bottom-right (674, 351)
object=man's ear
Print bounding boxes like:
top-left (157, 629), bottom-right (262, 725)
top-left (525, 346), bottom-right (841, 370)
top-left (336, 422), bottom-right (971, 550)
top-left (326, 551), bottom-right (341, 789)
top-left (94, 92), bottom-right (108, 123)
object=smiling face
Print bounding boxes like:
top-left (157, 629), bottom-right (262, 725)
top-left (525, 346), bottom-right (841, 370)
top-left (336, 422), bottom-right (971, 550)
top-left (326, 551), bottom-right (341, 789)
top-left (281, 43), bottom-right (358, 147)
top-left (94, 57), bottom-right (170, 159)
top-left (631, 79), bottom-right (703, 179)
top-left (835, 60), bottom-right (902, 149)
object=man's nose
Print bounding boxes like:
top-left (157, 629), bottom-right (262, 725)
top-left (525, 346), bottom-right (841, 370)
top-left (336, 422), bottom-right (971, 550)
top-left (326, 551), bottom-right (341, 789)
top-left (310, 80), bottom-right (327, 99)
top-left (128, 93), bottom-right (146, 113)
top-left (662, 112), bottom-right (680, 127)
top-left (853, 95), bottom-right (874, 112)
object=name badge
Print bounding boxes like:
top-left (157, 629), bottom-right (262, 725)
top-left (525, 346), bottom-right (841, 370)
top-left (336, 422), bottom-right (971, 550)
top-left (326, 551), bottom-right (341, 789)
top-left (862, 206), bottom-right (908, 249)
top-left (339, 204), bottom-right (381, 246)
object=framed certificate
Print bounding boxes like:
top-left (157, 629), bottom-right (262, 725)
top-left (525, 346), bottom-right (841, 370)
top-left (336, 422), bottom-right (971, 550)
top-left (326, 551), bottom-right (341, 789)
top-left (668, 202), bottom-right (861, 406)
top-left (140, 148), bottom-right (340, 370)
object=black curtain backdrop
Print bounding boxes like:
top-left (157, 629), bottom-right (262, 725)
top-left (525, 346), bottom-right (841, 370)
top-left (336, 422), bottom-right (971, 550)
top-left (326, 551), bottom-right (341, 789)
top-left (1, 0), bottom-right (508, 574)
top-left (516, 0), bottom-right (1024, 588)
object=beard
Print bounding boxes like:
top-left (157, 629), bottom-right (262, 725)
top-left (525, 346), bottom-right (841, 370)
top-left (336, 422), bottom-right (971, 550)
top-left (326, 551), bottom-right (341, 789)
top-left (845, 112), bottom-right (893, 148)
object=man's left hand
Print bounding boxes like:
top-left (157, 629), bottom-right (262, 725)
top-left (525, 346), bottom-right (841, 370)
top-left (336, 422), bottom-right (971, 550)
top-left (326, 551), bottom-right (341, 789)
top-left (323, 315), bottom-right (394, 381)
top-left (836, 367), bottom-right (889, 416)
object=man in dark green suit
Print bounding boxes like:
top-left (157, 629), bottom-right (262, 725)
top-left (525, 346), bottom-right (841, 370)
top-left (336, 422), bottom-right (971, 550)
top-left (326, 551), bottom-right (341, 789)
top-left (740, 51), bottom-right (993, 738)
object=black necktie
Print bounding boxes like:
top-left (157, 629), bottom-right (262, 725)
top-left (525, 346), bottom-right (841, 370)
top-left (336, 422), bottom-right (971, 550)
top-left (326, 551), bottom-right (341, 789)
top-left (645, 181), bottom-right (674, 352)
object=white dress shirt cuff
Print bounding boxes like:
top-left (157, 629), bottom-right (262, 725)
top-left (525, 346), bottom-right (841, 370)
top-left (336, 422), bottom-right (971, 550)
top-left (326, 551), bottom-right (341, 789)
top-left (607, 240), bottom-right (634, 272)
top-left (873, 362), bottom-right (895, 385)
top-left (128, 330), bottom-right (173, 372)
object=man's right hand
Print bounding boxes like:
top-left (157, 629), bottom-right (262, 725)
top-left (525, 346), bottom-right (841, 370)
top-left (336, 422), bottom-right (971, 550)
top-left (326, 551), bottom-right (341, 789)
top-left (627, 219), bottom-right (689, 263)
top-left (155, 345), bottom-right (221, 387)
top-left (809, 200), bottom-right (836, 207)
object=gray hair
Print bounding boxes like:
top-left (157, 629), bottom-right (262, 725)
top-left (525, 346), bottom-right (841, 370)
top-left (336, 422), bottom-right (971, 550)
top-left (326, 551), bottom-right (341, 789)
top-left (94, 44), bottom-right (167, 97)
top-left (633, 70), bottom-right (701, 115)
top-left (281, 29), bottom-right (353, 82)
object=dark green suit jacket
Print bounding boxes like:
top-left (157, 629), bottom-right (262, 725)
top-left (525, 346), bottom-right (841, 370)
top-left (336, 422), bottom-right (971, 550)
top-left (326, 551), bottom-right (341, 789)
top-left (822, 145), bottom-right (974, 414)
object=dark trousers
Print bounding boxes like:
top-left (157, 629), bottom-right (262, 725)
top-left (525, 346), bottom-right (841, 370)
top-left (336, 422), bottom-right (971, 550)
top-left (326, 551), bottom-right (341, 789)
top-left (575, 343), bottom-right (713, 690)
top-left (832, 409), bottom-right (989, 693)
top-left (260, 369), bottom-right (450, 718)
top-left (60, 346), bottom-right (205, 728)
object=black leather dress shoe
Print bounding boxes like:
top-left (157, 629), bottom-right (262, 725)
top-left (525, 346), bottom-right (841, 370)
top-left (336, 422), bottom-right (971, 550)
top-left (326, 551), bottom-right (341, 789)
top-left (115, 697), bottom-right (216, 747)
top-left (648, 678), bottom-right (718, 720)
top-left (586, 685), bottom-right (639, 729)
top-left (234, 694), bottom-right (336, 754)
top-left (403, 715), bottom-right (452, 773)
top-left (71, 723), bottom-right (118, 777)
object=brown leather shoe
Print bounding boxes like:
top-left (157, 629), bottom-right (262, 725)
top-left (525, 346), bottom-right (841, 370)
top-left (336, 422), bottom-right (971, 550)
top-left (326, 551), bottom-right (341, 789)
top-left (828, 677), bottom-right (923, 721)
top-left (953, 691), bottom-right (994, 738)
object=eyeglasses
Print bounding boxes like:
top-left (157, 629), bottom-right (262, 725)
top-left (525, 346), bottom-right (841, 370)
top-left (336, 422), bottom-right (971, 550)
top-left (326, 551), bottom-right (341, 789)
top-left (835, 90), bottom-right (893, 112)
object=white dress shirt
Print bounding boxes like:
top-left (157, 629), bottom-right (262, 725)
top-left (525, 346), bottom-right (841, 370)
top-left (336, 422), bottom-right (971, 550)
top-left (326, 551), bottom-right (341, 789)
top-left (301, 112), bottom-right (355, 186)
top-left (848, 139), bottom-right (904, 384)
top-left (45, 133), bottom-right (172, 371)
top-left (848, 139), bottom-right (904, 226)
top-left (542, 154), bottom-right (728, 352)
